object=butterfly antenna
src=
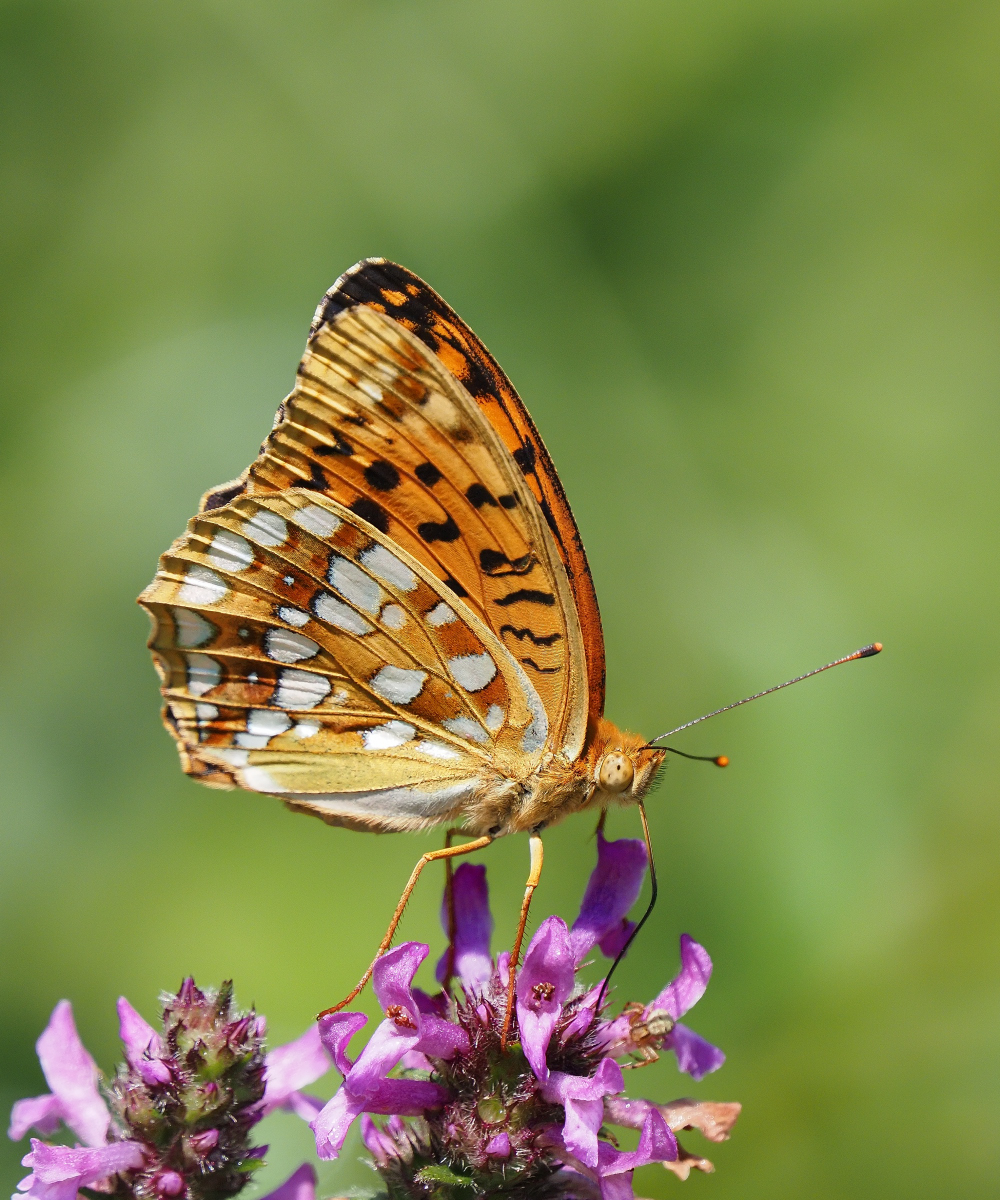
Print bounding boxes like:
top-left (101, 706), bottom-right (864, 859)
top-left (645, 642), bottom-right (882, 747)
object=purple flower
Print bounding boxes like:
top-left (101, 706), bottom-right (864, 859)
top-left (435, 863), bottom-right (493, 988)
top-left (311, 943), bottom-right (455, 1159)
top-left (9, 1001), bottom-right (110, 1147)
top-left (16, 1139), bottom-right (146, 1200)
top-left (320, 832), bottom-right (740, 1199)
top-left (10, 982), bottom-right (331, 1200)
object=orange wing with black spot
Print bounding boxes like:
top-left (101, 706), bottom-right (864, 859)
top-left (307, 259), bottom-right (606, 727)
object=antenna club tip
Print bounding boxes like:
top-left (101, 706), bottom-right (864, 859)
top-left (858, 642), bottom-right (883, 657)
top-left (714, 755), bottom-right (729, 768)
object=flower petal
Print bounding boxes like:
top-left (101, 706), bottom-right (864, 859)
top-left (371, 942), bottom-right (428, 1018)
top-left (261, 1024), bottom-right (331, 1115)
top-left (570, 834), bottom-right (647, 964)
top-left (318, 1012), bottom-right (368, 1077)
top-left (8, 1095), bottom-right (63, 1142)
top-left (35, 1002), bottom-right (109, 1147)
top-left (435, 863), bottom-right (494, 988)
top-left (360, 1115), bottom-right (397, 1165)
top-left (668, 1021), bottom-right (725, 1081)
top-left (257, 1163), bottom-right (317, 1200)
top-left (542, 1059), bottom-right (623, 1169)
top-left (597, 920), bottom-right (635, 961)
top-left (515, 917), bottom-right (575, 1083)
top-left (116, 998), bottom-right (163, 1067)
top-left (343, 1018), bottom-right (420, 1098)
top-left (596, 1108), bottom-right (676, 1176)
top-left (312, 1088), bottom-right (363, 1160)
top-left (362, 1078), bottom-right (448, 1114)
top-left (649, 934), bottom-right (712, 1020)
top-left (414, 1015), bottom-right (469, 1059)
top-left (18, 1138), bottom-right (145, 1200)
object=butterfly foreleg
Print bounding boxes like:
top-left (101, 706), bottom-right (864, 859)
top-left (317, 833), bottom-right (492, 1019)
top-left (500, 831), bottom-right (544, 1050)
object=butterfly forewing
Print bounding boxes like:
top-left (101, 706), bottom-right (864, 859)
top-left (305, 258), bottom-right (607, 726)
top-left (140, 491), bottom-right (553, 829)
top-left (199, 304), bottom-right (588, 760)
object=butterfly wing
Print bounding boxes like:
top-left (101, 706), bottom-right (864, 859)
top-left (206, 260), bottom-right (606, 729)
top-left (195, 301), bottom-right (590, 760)
top-left (139, 491), bottom-right (553, 831)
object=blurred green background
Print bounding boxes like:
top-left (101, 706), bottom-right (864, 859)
top-left (2, 1), bottom-right (997, 1196)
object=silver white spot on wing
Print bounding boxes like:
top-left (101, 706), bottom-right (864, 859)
top-left (426, 602), bottom-right (456, 627)
top-left (293, 720), bottom-right (320, 739)
top-left (276, 781), bottom-right (475, 817)
top-left (237, 709), bottom-right (292, 748)
top-left (329, 555), bottom-right (382, 613)
top-left (179, 565), bottom-right (228, 606)
top-left (264, 628), bottom-right (320, 664)
top-left (363, 720), bottom-right (415, 750)
top-left (196, 703), bottom-right (218, 722)
top-left (315, 592), bottom-right (374, 636)
top-left (208, 529), bottom-right (254, 572)
top-left (292, 505), bottom-right (342, 539)
top-left (241, 509), bottom-right (287, 547)
top-left (360, 544), bottom-right (417, 592)
top-left (448, 652), bottom-right (498, 693)
top-left (416, 740), bottom-right (462, 760)
top-left (186, 653), bottom-right (221, 697)
top-left (172, 606), bottom-right (216, 648)
top-left (370, 665), bottom-right (427, 705)
top-left (277, 605), bottom-right (310, 627)
top-left (216, 748), bottom-right (249, 767)
top-left (358, 380), bottom-right (383, 402)
top-left (442, 715), bottom-right (490, 744)
top-left (380, 604), bottom-right (406, 630)
top-left (241, 766), bottom-right (281, 793)
top-left (283, 575), bottom-right (295, 586)
top-left (485, 705), bottom-right (505, 732)
top-left (274, 669), bottom-right (331, 710)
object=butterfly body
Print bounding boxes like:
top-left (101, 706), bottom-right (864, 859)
top-left (140, 260), bottom-right (667, 844)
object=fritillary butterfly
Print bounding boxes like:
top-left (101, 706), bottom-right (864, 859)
top-left (139, 260), bottom-right (673, 1025)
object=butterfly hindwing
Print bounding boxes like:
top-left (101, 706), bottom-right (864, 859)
top-left (139, 491), bottom-right (552, 831)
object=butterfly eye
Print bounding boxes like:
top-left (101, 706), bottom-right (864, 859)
top-left (597, 751), bottom-right (634, 793)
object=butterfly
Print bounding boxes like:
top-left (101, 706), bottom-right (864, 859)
top-left (139, 259), bottom-right (696, 1035)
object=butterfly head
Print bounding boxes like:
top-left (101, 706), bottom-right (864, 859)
top-left (590, 722), bottom-right (666, 804)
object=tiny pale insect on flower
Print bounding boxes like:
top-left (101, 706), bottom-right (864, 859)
top-left (138, 258), bottom-right (882, 1036)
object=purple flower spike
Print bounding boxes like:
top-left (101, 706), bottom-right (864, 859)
top-left (436, 863), bottom-right (493, 988)
top-left (9, 1001), bottom-right (109, 1147)
top-left (515, 916), bottom-right (576, 1082)
top-left (570, 833), bottom-right (648, 964)
top-left (17, 1139), bottom-right (145, 1200)
top-left (257, 1163), bottom-right (317, 1200)
top-left (260, 1023), bottom-right (332, 1121)
top-left (318, 1011), bottom-right (368, 1075)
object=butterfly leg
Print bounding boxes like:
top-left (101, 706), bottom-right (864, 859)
top-left (500, 831), bottom-right (544, 1050)
top-left (317, 834), bottom-right (492, 1018)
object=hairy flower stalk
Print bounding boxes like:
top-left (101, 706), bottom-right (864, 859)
top-left (312, 833), bottom-right (741, 1199)
top-left (9, 981), bottom-right (333, 1200)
